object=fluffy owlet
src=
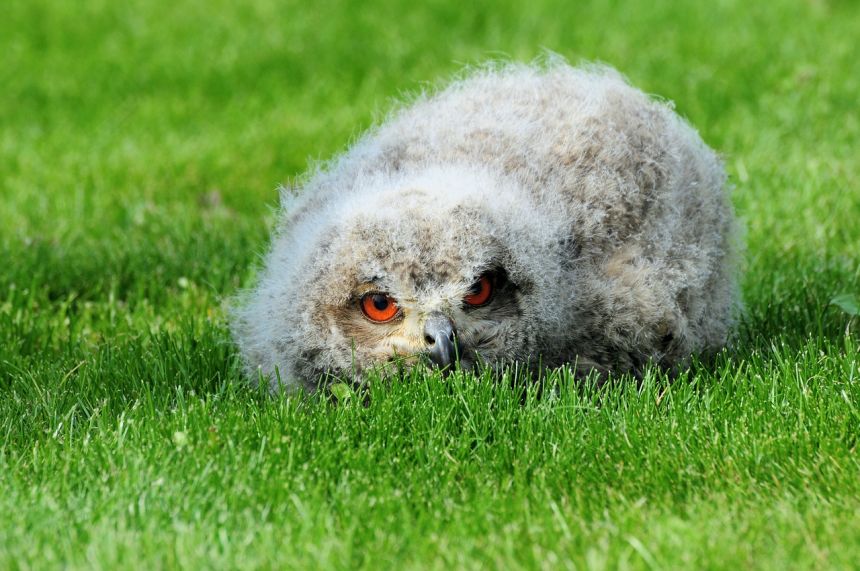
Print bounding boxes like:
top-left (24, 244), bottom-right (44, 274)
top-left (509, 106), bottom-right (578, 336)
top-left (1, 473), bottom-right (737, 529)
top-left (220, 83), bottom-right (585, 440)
top-left (232, 60), bottom-right (740, 392)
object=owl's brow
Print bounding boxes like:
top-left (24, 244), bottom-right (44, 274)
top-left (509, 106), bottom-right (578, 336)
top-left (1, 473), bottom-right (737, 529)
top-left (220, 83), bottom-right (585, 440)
top-left (355, 274), bottom-right (386, 287)
top-left (353, 277), bottom-right (401, 300)
top-left (473, 265), bottom-right (510, 284)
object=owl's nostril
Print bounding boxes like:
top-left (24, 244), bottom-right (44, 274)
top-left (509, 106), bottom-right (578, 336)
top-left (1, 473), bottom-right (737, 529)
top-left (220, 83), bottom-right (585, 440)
top-left (423, 314), bottom-right (455, 345)
top-left (423, 312), bottom-right (460, 368)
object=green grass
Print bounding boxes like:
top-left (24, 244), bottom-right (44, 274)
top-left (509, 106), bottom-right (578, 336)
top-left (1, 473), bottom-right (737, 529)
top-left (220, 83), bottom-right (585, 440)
top-left (2, 0), bottom-right (860, 568)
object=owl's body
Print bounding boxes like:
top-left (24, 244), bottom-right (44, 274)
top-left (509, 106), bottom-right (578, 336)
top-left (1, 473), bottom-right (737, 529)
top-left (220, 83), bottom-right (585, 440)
top-left (233, 61), bottom-right (739, 392)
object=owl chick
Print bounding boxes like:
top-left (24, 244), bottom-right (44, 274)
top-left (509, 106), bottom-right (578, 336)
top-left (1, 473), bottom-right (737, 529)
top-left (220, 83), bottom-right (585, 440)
top-left (232, 60), bottom-right (740, 392)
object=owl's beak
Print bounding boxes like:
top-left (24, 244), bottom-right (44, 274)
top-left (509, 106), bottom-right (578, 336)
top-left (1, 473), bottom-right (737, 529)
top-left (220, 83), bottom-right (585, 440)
top-left (423, 313), bottom-right (460, 370)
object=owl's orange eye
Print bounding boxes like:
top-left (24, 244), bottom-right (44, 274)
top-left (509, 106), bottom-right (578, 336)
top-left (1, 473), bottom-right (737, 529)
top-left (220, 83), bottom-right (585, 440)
top-left (464, 274), bottom-right (493, 307)
top-left (360, 293), bottom-right (400, 322)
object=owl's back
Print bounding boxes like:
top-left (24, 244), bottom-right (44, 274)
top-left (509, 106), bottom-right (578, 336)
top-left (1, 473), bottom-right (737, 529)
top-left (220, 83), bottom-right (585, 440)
top-left (304, 62), bottom-right (727, 258)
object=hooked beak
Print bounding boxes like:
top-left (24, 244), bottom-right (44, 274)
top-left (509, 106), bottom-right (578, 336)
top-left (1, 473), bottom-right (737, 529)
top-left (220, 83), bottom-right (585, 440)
top-left (423, 312), bottom-right (460, 370)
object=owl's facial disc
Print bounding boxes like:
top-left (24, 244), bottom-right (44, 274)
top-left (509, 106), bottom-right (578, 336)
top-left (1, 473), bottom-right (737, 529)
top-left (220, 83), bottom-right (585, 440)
top-left (306, 177), bottom-right (540, 382)
top-left (348, 270), bottom-right (515, 372)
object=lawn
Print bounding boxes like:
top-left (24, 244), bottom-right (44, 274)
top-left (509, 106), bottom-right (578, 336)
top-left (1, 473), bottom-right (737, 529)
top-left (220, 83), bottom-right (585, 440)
top-left (2, 0), bottom-right (860, 568)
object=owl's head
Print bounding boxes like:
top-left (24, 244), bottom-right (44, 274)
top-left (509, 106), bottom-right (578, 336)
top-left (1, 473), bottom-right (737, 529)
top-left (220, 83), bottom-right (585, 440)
top-left (234, 165), bottom-right (568, 391)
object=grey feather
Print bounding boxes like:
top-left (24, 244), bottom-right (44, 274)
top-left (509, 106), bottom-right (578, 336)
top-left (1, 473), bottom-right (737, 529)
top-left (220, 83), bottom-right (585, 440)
top-left (231, 60), bottom-right (742, 392)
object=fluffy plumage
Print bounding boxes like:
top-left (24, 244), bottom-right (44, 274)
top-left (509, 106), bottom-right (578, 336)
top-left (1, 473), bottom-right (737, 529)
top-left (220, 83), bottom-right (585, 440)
top-left (232, 60), bottom-right (740, 392)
